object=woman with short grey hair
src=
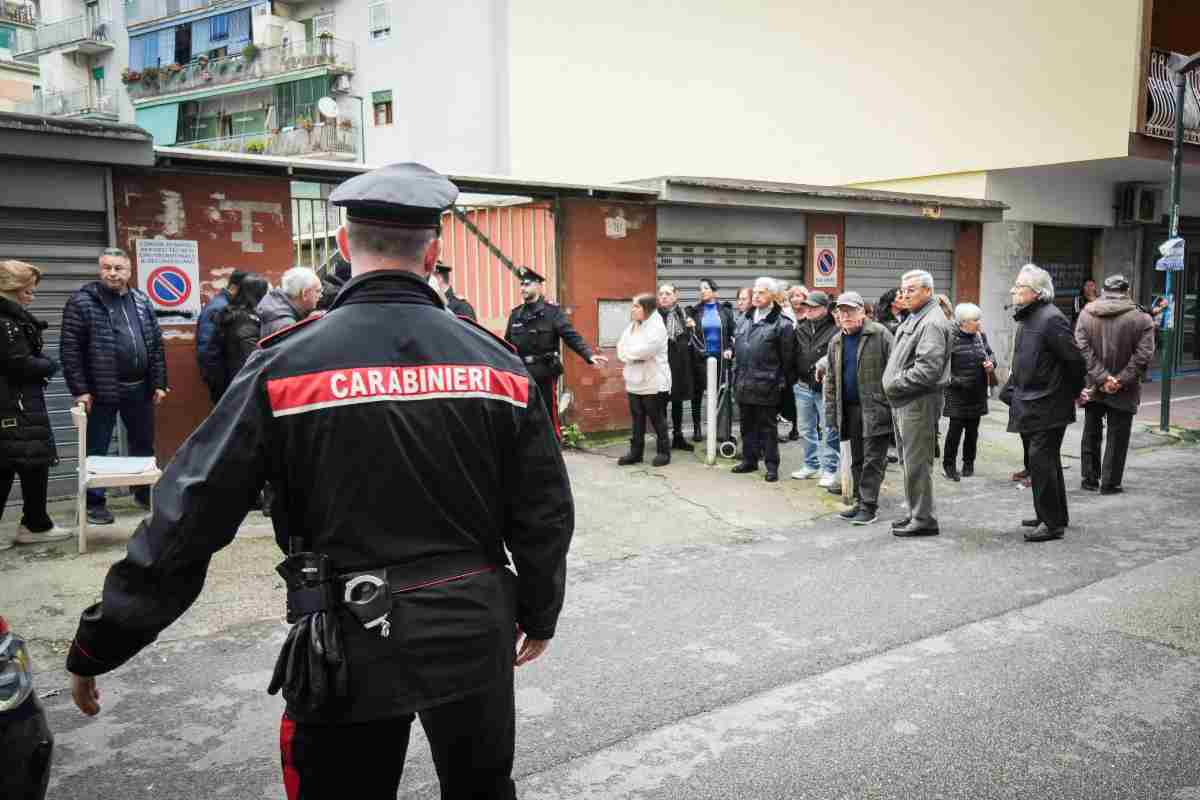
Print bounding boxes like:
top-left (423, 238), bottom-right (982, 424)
top-left (941, 302), bottom-right (996, 480)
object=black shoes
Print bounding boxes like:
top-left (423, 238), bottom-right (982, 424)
top-left (617, 453), bottom-right (642, 466)
top-left (731, 461), bottom-right (757, 474)
top-left (961, 463), bottom-right (974, 478)
top-left (942, 463), bottom-right (960, 482)
top-left (692, 429), bottom-right (703, 442)
top-left (652, 454), bottom-right (670, 467)
top-left (86, 506), bottom-right (115, 525)
top-left (1021, 518), bottom-right (1041, 528)
top-left (1100, 486), bottom-right (1123, 495)
top-left (893, 520), bottom-right (940, 537)
top-left (850, 506), bottom-right (878, 526)
top-left (672, 436), bottom-right (694, 452)
top-left (765, 470), bottom-right (779, 482)
top-left (1080, 481), bottom-right (1099, 492)
top-left (891, 517), bottom-right (912, 530)
top-left (1024, 525), bottom-right (1064, 542)
top-left (839, 505), bottom-right (861, 520)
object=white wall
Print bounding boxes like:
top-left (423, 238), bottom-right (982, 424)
top-left (508, 0), bottom-right (1143, 186)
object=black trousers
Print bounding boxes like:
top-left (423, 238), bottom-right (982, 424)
top-left (535, 376), bottom-right (559, 438)
top-left (738, 403), bottom-right (779, 470)
top-left (1022, 426), bottom-right (1069, 529)
top-left (843, 403), bottom-right (888, 508)
top-left (943, 417), bottom-right (981, 467)
top-left (659, 392), bottom-right (685, 439)
top-left (1081, 403), bottom-right (1133, 489)
top-left (281, 680), bottom-right (516, 800)
top-left (629, 393), bottom-right (669, 458)
top-left (0, 465), bottom-right (53, 531)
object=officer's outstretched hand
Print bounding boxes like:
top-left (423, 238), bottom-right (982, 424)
top-left (589, 355), bottom-right (610, 367)
top-left (71, 673), bottom-right (101, 716)
top-left (515, 627), bottom-right (549, 667)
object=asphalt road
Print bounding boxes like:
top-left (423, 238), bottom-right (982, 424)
top-left (13, 416), bottom-right (1200, 800)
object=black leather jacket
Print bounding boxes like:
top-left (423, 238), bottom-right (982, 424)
top-left (504, 298), bottom-right (593, 382)
top-left (67, 272), bottom-right (574, 724)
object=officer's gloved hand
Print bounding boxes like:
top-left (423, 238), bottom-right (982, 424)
top-left (267, 611), bottom-right (348, 713)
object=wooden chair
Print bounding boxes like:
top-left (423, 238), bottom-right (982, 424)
top-left (71, 404), bottom-right (163, 554)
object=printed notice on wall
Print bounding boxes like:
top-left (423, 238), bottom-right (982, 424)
top-left (136, 239), bottom-right (201, 324)
top-left (812, 234), bottom-right (838, 289)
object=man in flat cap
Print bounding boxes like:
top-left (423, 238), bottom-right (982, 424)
top-left (505, 266), bottom-right (607, 436)
top-left (433, 262), bottom-right (477, 321)
top-left (65, 163), bottom-right (574, 800)
top-left (1074, 274), bottom-right (1155, 495)
top-left (824, 292), bottom-right (895, 525)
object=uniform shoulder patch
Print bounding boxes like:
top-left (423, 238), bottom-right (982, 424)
top-left (459, 315), bottom-right (517, 354)
top-left (259, 311), bottom-right (326, 348)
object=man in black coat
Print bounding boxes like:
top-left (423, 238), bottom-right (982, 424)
top-left (1000, 264), bottom-right (1086, 542)
top-left (434, 263), bottom-right (477, 321)
top-left (65, 164), bottom-right (574, 800)
top-left (196, 270), bottom-right (245, 404)
top-left (60, 248), bottom-right (169, 525)
top-left (505, 267), bottom-right (607, 436)
top-left (731, 278), bottom-right (797, 482)
top-left (657, 283), bottom-right (694, 450)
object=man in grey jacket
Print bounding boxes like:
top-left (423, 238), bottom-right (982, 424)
top-left (882, 270), bottom-right (952, 536)
top-left (258, 267), bottom-right (321, 337)
top-left (1074, 274), bottom-right (1155, 494)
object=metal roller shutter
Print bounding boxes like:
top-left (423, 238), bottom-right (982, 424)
top-left (657, 241), bottom-right (806, 307)
top-left (0, 206), bottom-right (110, 501)
top-left (844, 247), bottom-right (954, 308)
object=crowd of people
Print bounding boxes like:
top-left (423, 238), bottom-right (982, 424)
top-left (610, 265), bottom-right (1158, 541)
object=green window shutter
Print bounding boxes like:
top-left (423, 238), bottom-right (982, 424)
top-left (135, 104), bottom-right (180, 146)
top-left (0, 25), bottom-right (14, 50)
top-left (372, 90), bottom-right (392, 105)
top-left (92, 67), bottom-right (105, 81)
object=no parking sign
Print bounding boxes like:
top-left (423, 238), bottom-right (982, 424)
top-left (813, 234), bottom-right (838, 288)
top-left (136, 239), bottom-right (200, 324)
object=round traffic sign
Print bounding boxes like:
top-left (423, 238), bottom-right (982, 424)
top-left (817, 249), bottom-right (836, 276)
top-left (146, 265), bottom-right (192, 308)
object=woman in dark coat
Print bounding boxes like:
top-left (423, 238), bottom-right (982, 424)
top-left (218, 274), bottom-right (270, 387)
top-left (0, 260), bottom-right (71, 548)
top-left (942, 302), bottom-right (996, 481)
top-left (657, 284), bottom-right (694, 450)
top-left (686, 278), bottom-right (738, 442)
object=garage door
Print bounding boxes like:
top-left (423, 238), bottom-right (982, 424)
top-left (0, 206), bottom-right (110, 501)
top-left (843, 247), bottom-right (954, 308)
top-left (1033, 225), bottom-right (1095, 320)
top-left (657, 241), bottom-right (806, 307)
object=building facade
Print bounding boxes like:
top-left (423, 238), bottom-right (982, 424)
top-left (0, 1), bottom-right (39, 112)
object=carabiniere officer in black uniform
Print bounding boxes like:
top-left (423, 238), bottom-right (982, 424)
top-left (505, 268), bottom-right (607, 435)
top-left (65, 163), bottom-right (575, 800)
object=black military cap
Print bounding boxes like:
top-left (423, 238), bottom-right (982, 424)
top-left (1103, 274), bottom-right (1130, 291)
top-left (435, 262), bottom-right (452, 275)
top-left (518, 267), bottom-right (545, 284)
top-left (330, 162), bottom-right (458, 229)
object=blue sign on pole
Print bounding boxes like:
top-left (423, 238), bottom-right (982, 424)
top-left (1157, 237), bottom-right (1185, 271)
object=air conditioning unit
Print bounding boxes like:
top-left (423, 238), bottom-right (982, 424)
top-left (1117, 183), bottom-right (1161, 225)
top-left (330, 75), bottom-right (351, 94)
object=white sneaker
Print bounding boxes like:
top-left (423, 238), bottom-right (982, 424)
top-left (0, 536), bottom-right (12, 551)
top-left (791, 466), bottom-right (820, 480)
top-left (818, 472), bottom-right (838, 488)
top-left (15, 524), bottom-right (73, 545)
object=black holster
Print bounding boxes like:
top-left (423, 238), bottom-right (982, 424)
top-left (268, 552), bottom-right (349, 713)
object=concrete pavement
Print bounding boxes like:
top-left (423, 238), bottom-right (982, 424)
top-left (1, 402), bottom-right (1198, 799)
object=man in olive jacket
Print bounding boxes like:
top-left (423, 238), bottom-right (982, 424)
top-left (882, 270), bottom-right (952, 537)
top-left (1074, 274), bottom-right (1155, 494)
top-left (824, 292), bottom-right (894, 525)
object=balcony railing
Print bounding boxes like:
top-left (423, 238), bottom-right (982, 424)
top-left (1145, 48), bottom-right (1200, 146)
top-left (125, 37), bottom-right (355, 102)
top-left (125, 0), bottom-right (247, 28)
top-left (1, 1), bottom-right (36, 26)
top-left (14, 5), bottom-right (114, 59)
top-left (180, 123), bottom-right (358, 160)
top-left (15, 86), bottom-right (118, 119)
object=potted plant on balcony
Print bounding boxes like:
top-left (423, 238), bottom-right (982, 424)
top-left (317, 31), bottom-right (334, 62)
top-left (141, 66), bottom-right (160, 86)
top-left (297, 115), bottom-right (314, 133)
top-left (242, 43), bottom-right (260, 62)
top-left (337, 118), bottom-right (353, 131)
top-left (245, 140), bottom-right (265, 155)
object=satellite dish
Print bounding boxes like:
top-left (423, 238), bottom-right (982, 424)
top-left (317, 96), bottom-right (338, 118)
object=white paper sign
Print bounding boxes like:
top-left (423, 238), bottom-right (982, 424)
top-left (136, 239), bottom-right (201, 324)
top-left (605, 215), bottom-right (628, 239)
top-left (813, 234), bottom-right (838, 288)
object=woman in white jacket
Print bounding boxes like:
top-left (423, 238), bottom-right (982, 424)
top-left (617, 293), bottom-right (672, 466)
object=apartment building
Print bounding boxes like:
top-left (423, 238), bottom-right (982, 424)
top-left (0, 1), bottom-right (39, 111)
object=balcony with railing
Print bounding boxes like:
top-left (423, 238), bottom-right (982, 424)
top-left (14, 2), bottom-right (114, 61)
top-left (180, 121), bottom-right (358, 161)
top-left (1145, 48), bottom-right (1200, 146)
top-left (1, 1), bottom-right (37, 27)
top-left (14, 86), bottom-right (118, 120)
top-left (125, 37), bottom-right (355, 103)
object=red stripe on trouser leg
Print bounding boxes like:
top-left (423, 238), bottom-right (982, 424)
top-left (280, 713), bottom-right (300, 800)
top-left (549, 380), bottom-right (561, 439)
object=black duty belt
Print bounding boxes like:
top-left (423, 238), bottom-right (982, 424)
top-left (522, 352), bottom-right (560, 365)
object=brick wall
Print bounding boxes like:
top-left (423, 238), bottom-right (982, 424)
top-left (112, 169), bottom-right (293, 462)
top-left (954, 222), bottom-right (983, 304)
top-left (559, 198), bottom-right (657, 433)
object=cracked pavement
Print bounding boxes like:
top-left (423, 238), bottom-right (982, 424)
top-left (2, 404), bottom-right (1199, 799)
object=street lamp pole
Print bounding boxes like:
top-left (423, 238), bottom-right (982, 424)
top-left (1160, 51), bottom-right (1200, 432)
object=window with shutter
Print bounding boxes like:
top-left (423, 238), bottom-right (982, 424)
top-left (368, 2), bottom-right (390, 41)
top-left (313, 13), bottom-right (334, 38)
top-left (372, 89), bottom-right (392, 126)
top-left (0, 25), bottom-right (14, 52)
